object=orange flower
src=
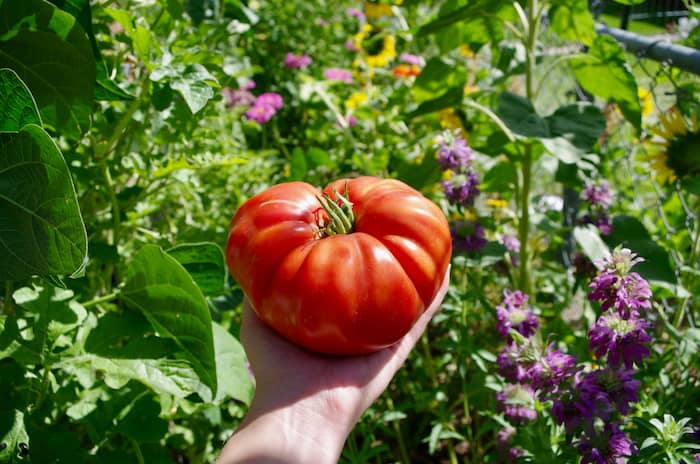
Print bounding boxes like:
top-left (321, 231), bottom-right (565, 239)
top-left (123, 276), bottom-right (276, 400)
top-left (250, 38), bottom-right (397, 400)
top-left (392, 64), bottom-right (420, 78)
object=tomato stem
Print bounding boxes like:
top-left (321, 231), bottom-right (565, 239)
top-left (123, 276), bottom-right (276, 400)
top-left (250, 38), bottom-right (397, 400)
top-left (316, 187), bottom-right (355, 236)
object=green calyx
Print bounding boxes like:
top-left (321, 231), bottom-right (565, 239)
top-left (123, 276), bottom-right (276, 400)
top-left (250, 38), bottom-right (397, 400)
top-left (317, 188), bottom-right (355, 236)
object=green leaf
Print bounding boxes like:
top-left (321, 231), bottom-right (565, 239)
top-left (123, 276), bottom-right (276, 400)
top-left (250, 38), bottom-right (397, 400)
top-left (0, 410), bottom-right (28, 463)
top-left (212, 322), bottom-right (253, 404)
top-left (497, 92), bottom-right (548, 138)
top-left (407, 85), bottom-right (464, 119)
top-left (0, 0), bottom-right (95, 139)
top-left (0, 125), bottom-right (88, 280)
top-left (549, 0), bottom-right (595, 46)
top-left (411, 58), bottom-right (465, 104)
top-left (574, 224), bottom-right (610, 263)
top-left (394, 152), bottom-right (441, 191)
top-left (611, 0), bottom-right (645, 4)
top-left (603, 215), bottom-right (677, 283)
top-left (13, 285), bottom-right (87, 356)
top-left (0, 68), bottom-right (41, 131)
top-left (572, 35), bottom-right (640, 130)
top-left (540, 137), bottom-right (582, 164)
top-left (121, 245), bottom-right (217, 396)
top-left (481, 160), bottom-right (517, 193)
top-left (151, 64), bottom-right (217, 114)
top-left (289, 147), bottom-right (307, 180)
top-left (115, 395), bottom-right (168, 443)
top-left (416, 0), bottom-right (511, 37)
top-left (47, 0), bottom-right (133, 100)
top-left (546, 102), bottom-right (605, 150)
top-left (167, 242), bottom-right (227, 297)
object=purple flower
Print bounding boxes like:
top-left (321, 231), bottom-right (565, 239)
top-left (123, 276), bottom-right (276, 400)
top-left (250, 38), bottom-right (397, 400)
top-left (324, 67), bottom-right (353, 83)
top-left (255, 92), bottom-right (284, 110)
top-left (399, 53), bottom-right (423, 66)
top-left (497, 345), bottom-right (531, 384)
top-left (501, 234), bottom-right (521, 253)
top-left (495, 289), bottom-right (539, 339)
top-left (552, 387), bottom-right (586, 434)
top-left (582, 180), bottom-right (613, 210)
top-left (336, 114), bottom-right (358, 128)
top-left (450, 220), bottom-right (487, 254)
top-left (496, 427), bottom-right (526, 463)
top-left (346, 7), bottom-right (365, 19)
top-left (345, 39), bottom-right (359, 52)
top-left (245, 104), bottom-right (276, 123)
top-left (595, 367), bottom-right (640, 416)
top-left (588, 248), bottom-right (652, 317)
top-left (442, 173), bottom-right (480, 206)
top-left (496, 383), bottom-right (537, 424)
top-left (529, 344), bottom-right (578, 393)
top-left (284, 52), bottom-right (312, 69)
top-left (222, 87), bottom-right (256, 108)
top-left (589, 312), bottom-right (651, 368)
top-left (436, 134), bottom-right (473, 171)
top-left (577, 422), bottom-right (635, 464)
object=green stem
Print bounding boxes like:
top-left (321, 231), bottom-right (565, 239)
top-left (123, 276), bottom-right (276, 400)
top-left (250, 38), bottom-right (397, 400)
top-left (81, 291), bottom-right (119, 309)
top-left (516, 0), bottom-right (538, 296)
top-left (4, 280), bottom-right (15, 316)
top-left (131, 438), bottom-right (145, 464)
top-left (96, 78), bottom-right (150, 160)
top-left (385, 396), bottom-right (410, 464)
top-left (463, 98), bottom-right (516, 142)
top-left (420, 334), bottom-right (438, 388)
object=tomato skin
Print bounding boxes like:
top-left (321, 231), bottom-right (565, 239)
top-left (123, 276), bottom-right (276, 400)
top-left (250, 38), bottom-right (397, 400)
top-left (226, 176), bottom-right (452, 355)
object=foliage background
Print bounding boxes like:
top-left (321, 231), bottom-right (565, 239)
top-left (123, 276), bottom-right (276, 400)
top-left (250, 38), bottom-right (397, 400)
top-left (1, 0), bottom-right (700, 462)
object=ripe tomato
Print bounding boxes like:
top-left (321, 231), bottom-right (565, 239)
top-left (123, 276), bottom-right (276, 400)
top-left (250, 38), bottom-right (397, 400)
top-left (225, 176), bottom-right (452, 355)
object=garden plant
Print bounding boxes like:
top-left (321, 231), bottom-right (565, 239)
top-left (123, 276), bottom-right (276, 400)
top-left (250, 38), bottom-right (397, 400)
top-left (1, 0), bottom-right (700, 462)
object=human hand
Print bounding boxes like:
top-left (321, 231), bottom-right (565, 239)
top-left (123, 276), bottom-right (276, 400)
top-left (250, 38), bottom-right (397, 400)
top-left (217, 267), bottom-right (450, 463)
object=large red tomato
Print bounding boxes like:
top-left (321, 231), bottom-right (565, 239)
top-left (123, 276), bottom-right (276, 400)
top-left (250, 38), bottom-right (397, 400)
top-left (225, 176), bottom-right (452, 355)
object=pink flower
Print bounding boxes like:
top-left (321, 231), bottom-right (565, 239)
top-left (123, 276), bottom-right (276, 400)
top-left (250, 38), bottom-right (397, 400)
top-left (240, 79), bottom-right (256, 91)
top-left (245, 104), bottom-right (276, 123)
top-left (323, 68), bottom-right (353, 83)
top-left (345, 39), bottom-right (358, 52)
top-left (346, 7), bottom-right (365, 20)
top-left (336, 114), bottom-right (358, 128)
top-left (255, 92), bottom-right (284, 110)
top-left (400, 53), bottom-right (423, 66)
top-left (284, 52), bottom-right (312, 69)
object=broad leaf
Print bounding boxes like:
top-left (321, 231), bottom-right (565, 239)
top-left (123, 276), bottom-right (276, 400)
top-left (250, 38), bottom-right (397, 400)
top-left (48, 0), bottom-right (133, 100)
top-left (115, 395), bottom-right (168, 442)
top-left (549, 0), bottom-right (595, 46)
top-left (407, 85), bottom-right (464, 118)
top-left (546, 103), bottom-right (605, 150)
top-left (0, 68), bottom-right (41, 131)
top-left (0, 125), bottom-right (88, 280)
top-left (497, 92), bottom-right (548, 138)
top-left (167, 242), bottom-right (227, 297)
top-left (0, 410), bottom-right (28, 464)
top-left (416, 0), bottom-right (511, 37)
top-left (572, 35), bottom-right (641, 130)
top-left (121, 245), bottom-right (217, 395)
top-left (289, 147), bottom-right (307, 181)
top-left (411, 58), bottom-right (464, 104)
top-left (212, 322), bottom-right (253, 404)
top-left (0, 0), bottom-right (95, 138)
top-left (151, 63), bottom-right (218, 114)
top-left (574, 224), bottom-right (610, 264)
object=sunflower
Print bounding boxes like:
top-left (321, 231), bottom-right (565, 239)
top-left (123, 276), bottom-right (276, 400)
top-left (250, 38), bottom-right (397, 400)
top-left (645, 107), bottom-right (700, 184)
top-left (351, 24), bottom-right (396, 69)
top-left (638, 87), bottom-right (653, 118)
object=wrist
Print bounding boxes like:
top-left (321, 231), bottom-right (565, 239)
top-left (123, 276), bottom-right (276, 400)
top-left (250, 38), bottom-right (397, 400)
top-left (218, 392), bottom-right (354, 463)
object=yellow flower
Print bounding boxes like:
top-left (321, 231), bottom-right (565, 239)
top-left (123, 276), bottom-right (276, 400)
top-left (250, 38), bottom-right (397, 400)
top-left (364, 1), bottom-right (393, 19)
top-left (458, 44), bottom-right (474, 58)
top-left (439, 108), bottom-right (465, 134)
top-left (366, 35), bottom-right (396, 68)
top-left (345, 91), bottom-right (368, 110)
top-left (638, 87), bottom-right (653, 118)
top-left (486, 198), bottom-right (508, 209)
top-left (464, 84), bottom-right (480, 95)
top-left (644, 107), bottom-right (700, 184)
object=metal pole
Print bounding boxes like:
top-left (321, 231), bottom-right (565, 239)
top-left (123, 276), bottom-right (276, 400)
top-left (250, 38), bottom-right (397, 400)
top-left (595, 23), bottom-right (700, 75)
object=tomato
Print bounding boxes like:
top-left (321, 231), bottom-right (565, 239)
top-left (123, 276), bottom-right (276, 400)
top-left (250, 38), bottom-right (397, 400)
top-left (225, 176), bottom-right (452, 355)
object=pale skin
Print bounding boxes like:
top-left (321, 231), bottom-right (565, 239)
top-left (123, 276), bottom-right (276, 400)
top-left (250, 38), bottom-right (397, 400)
top-left (216, 268), bottom-right (451, 464)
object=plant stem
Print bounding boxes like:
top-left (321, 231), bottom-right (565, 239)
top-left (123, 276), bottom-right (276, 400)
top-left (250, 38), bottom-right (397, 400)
top-left (385, 396), bottom-right (410, 464)
top-left (674, 205), bottom-right (700, 327)
top-left (517, 0), bottom-right (539, 296)
top-left (3, 280), bottom-right (15, 316)
top-left (81, 291), bottom-right (119, 309)
top-left (462, 98), bottom-right (516, 142)
top-left (131, 438), bottom-right (146, 464)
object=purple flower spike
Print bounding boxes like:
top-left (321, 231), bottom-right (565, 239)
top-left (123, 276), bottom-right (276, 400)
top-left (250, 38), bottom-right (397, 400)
top-left (578, 422), bottom-right (635, 464)
top-left (589, 312), bottom-right (652, 367)
top-left (589, 247), bottom-right (652, 317)
top-left (529, 344), bottom-right (578, 393)
top-left (437, 134), bottom-right (473, 171)
top-left (496, 383), bottom-right (537, 424)
top-left (495, 289), bottom-right (539, 339)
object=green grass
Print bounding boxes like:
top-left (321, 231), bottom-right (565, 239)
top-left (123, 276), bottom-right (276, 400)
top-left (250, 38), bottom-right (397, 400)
top-left (599, 13), bottom-right (672, 36)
